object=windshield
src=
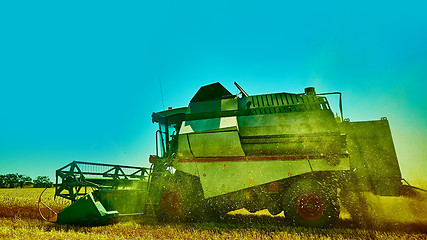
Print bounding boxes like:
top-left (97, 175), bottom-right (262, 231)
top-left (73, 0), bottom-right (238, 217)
top-left (157, 122), bottom-right (180, 157)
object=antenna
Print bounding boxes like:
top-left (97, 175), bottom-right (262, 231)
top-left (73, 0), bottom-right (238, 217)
top-left (159, 77), bottom-right (165, 110)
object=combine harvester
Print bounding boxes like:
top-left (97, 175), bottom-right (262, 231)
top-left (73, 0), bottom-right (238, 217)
top-left (38, 82), bottom-right (422, 227)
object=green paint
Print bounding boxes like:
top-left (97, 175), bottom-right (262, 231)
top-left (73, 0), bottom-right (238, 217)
top-left (197, 160), bottom-right (312, 198)
top-left (309, 158), bottom-right (350, 171)
top-left (340, 119), bottom-right (402, 196)
top-left (57, 192), bottom-right (118, 225)
top-left (188, 131), bottom-right (245, 157)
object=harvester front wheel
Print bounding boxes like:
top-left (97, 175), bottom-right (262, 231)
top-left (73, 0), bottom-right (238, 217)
top-left (156, 172), bottom-right (206, 222)
top-left (160, 188), bottom-right (184, 217)
top-left (157, 185), bottom-right (190, 221)
top-left (282, 178), bottom-right (339, 228)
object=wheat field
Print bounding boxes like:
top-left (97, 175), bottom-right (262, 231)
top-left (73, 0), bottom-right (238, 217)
top-left (0, 188), bottom-right (426, 239)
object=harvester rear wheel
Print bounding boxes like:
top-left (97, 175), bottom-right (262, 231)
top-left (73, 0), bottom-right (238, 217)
top-left (282, 178), bottom-right (339, 228)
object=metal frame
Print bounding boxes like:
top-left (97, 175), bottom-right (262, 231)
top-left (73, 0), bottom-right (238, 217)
top-left (55, 161), bottom-right (150, 202)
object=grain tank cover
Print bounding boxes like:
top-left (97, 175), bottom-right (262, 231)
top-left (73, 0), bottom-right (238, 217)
top-left (190, 82), bottom-right (234, 103)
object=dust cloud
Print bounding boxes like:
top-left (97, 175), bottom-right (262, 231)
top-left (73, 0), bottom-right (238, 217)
top-left (340, 186), bottom-right (427, 232)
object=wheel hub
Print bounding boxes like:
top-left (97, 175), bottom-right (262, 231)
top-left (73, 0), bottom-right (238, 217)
top-left (160, 189), bottom-right (183, 216)
top-left (296, 192), bottom-right (325, 221)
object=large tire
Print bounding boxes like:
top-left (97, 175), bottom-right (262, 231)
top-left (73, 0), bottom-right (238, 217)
top-left (157, 185), bottom-right (187, 221)
top-left (155, 172), bottom-right (206, 222)
top-left (282, 178), bottom-right (340, 228)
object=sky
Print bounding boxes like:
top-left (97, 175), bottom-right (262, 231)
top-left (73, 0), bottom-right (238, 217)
top-left (0, 1), bottom-right (426, 186)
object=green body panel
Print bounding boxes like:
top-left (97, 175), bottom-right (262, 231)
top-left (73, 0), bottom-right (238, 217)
top-left (174, 161), bottom-right (199, 176)
top-left (57, 192), bottom-right (118, 225)
top-left (309, 158), bottom-right (350, 171)
top-left (236, 111), bottom-right (341, 157)
top-left (340, 119), bottom-right (402, 196)
top-left (94, 188), bottom-right (148, 214)
top-left (188, 131), bottom-right (245, 157)
top-left (174, 157), bottom-right (350, 198)
top-left (187, 98), bottom-right (239, 120)
top-left (180, 116), bottom-right (239, 134)
top-left (176, 134), bottom-right (193, 158)
top-left (237, 111), bottom-right (337, 136)
top-left (197, 160), bottom-right (312, 198)
top-left (181, 118), bottom-right (223, 133)
top-left (177, 116), bottom-right (244, 158)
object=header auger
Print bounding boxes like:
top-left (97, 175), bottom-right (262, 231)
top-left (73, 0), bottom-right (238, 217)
top-left (41, 82), bottom-right (419, 227)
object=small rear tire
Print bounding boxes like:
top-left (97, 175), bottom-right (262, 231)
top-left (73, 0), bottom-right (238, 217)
top-left (282, 178), bottom-right (339, 228)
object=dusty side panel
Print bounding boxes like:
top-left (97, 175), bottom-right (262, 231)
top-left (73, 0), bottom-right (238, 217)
top-left (340, 119), bottom-right (402, 196)
top-left (196, 160), bottom-right (312, 198)
top-left (196, 157), bottom-right (351, 198)
top-left (178, 116), bottom-right (245, 158)
top-left (237, 111), bottom-right (342, 157)
top-left (175, 156), bottom-right (350, 199)
top-left (188, 131), bottom-right (245, 157)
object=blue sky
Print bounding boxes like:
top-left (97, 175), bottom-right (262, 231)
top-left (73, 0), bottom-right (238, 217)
top-left (0, 1), bottom-right (426, 185)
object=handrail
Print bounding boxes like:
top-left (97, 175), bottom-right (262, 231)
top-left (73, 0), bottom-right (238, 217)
top-left (315, 92), bottom-right (343, 121)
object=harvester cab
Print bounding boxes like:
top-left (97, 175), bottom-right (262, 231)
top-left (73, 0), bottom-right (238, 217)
top-left (41, 82), bottom-right (415, 228)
